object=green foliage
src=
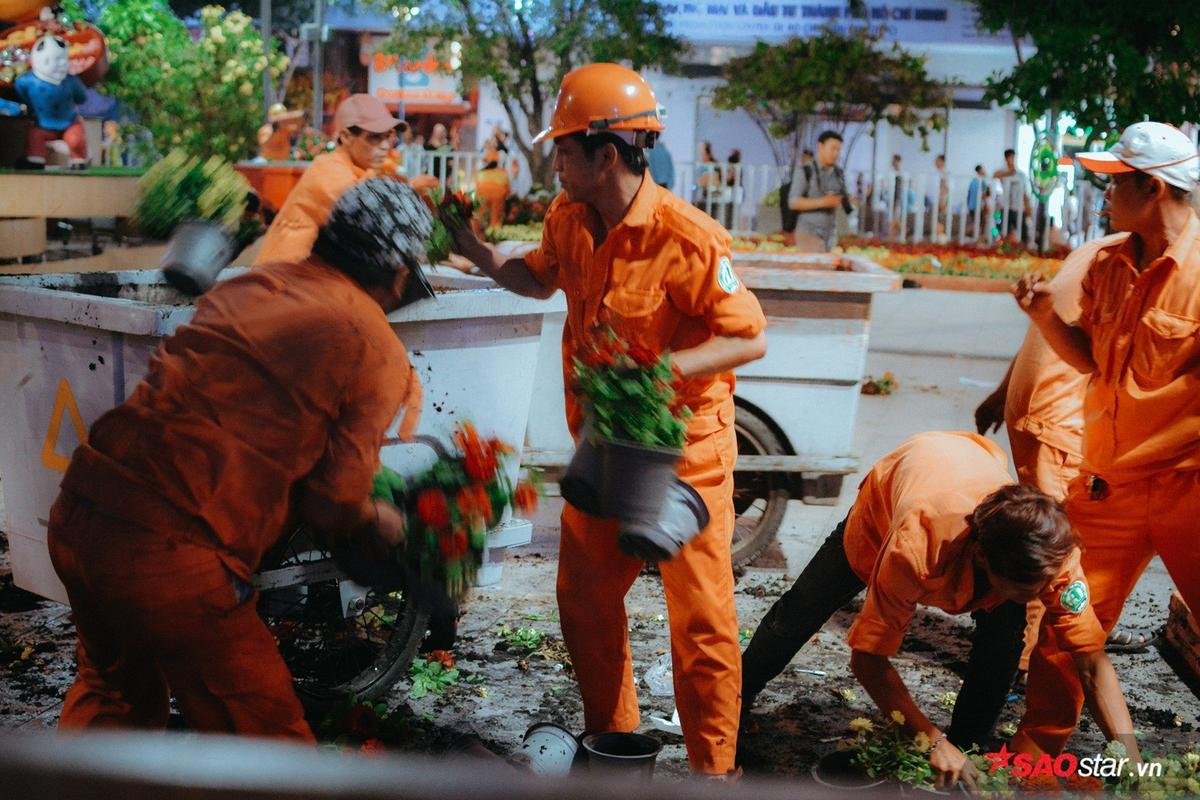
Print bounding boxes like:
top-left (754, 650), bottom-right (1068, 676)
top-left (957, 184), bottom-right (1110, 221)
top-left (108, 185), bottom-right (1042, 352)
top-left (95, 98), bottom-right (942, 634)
top-left (496, 624), bottom-right (546, 653)
top-left (133, 148), bottom-right (249, 239)
top-left (573, 330), bottom-right (689, 449)
top-left (407, 658), bottom-right (460, 699)
top-left (971, 1), bottom-right (1200, 144)
top-left (99, 2), bottom-right (288, 161)
top-left (370, 0), bottom-right (685, 186)
top-left (843, 713), bottom-right (935, 787)
top-left (1115, 749), bottom-right (1200, 797)
top-left (712, 27), bottom-right (950, 166)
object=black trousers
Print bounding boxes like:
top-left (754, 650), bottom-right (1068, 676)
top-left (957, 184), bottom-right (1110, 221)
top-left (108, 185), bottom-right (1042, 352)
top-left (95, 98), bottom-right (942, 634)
top-left (740, 519), bottom-right (1026, 750)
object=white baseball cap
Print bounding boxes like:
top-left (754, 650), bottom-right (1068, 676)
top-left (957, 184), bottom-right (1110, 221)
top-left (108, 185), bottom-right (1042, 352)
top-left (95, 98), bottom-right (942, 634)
top-left (1076, 122), bottom-right (1200, 192)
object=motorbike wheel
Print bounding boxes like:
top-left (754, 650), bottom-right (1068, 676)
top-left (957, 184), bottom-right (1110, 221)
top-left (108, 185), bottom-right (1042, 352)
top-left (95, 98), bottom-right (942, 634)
top-left (731, 405), bottom-right (790, 568)
top-left (256, 528), bottom-right (430, 714)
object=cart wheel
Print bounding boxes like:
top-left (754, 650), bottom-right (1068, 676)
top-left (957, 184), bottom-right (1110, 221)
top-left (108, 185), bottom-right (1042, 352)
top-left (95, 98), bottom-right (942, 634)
top-left (732, 405), bottom-right (790, 568)
top-left (256, 528), bottom-right (430, 714)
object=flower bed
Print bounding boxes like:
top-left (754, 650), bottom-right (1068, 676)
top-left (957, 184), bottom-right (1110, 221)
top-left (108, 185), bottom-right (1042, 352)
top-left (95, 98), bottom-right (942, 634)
top-left (838, 238), bottom-right (1068, 283)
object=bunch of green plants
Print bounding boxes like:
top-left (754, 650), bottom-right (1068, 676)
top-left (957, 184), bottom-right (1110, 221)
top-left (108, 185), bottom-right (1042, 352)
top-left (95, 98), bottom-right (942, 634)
top-left (573, 329), bottom-right (690, 449)
top-left (1115, 749), bottom-right (1200, 797)
top-left (98, 1), bottom-right (288, 161)
top-left (407, 658), bottom-right (460, 699)
top-left (134, 148), bottom-right (249, 240)
top-left (496, 624), bottom-right (546, 653)
top-left (843, 712), bottom-right (936, 787)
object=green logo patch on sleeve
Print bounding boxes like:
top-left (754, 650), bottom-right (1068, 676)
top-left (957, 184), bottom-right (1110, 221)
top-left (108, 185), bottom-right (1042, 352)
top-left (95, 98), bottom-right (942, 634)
top-left (717, 256), bottom-right (740, 294)
top-left (1059, 579), bottom-right (1089, 614)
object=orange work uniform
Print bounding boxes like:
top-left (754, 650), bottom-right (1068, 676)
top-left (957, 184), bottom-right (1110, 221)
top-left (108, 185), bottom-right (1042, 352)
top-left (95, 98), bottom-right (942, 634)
top-left (475, 166), bottom-right (510, 229)
top-left (1014, 213), bottom-right (1200, 756)
top-left (1003, 237), bottom-right (1115, 668)
top-left (524, 175), bottom-right (766, 774)
top-left (254, 148), bottom-right (373, 266)
top-left (843, 432), bottom-right (1103, 658)
top-left (48, 259), bottom-right (419, 739)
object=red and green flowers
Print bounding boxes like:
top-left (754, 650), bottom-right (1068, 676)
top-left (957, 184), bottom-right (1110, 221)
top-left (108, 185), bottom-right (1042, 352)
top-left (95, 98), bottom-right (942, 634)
top-left (379, 422), bottom-right (538, 600)
top-left (572, 329), bottom-right (690, 449)
top-left (421, 188), bottom-right (478, 264)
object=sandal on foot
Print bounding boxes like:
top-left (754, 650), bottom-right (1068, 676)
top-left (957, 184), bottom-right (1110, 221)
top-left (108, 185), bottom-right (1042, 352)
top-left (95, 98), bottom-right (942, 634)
top-left (1105, 625), bottom-right (1161, 653)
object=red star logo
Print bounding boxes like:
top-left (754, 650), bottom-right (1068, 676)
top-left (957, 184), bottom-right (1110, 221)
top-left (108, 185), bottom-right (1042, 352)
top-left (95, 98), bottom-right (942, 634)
top-left (985, 743), bottom-right (1015, 773)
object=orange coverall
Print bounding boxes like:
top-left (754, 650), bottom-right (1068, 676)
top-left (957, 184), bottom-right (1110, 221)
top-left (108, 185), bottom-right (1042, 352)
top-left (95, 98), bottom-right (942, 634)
top-left (842, 432), bottom-right (1104, 660)
top-left (254, 148), bottom-right (372, 266)
top-left (1014, 214), bottom-right (1200, 756)
top-left (524, 175), bottom-right (766, 774)
top-left (475, 166), bottom-right (510, 229)
top-left (1002, 238), bottom-right (1120, 668)
top-left (49, 259), bottom-right (421, 739)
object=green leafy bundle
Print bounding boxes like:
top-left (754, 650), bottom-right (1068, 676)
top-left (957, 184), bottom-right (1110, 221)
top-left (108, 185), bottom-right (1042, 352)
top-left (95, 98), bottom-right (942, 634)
top-left (572, 329), bottom-right (690, 449)
top-left (373, 423), bottom-right (538, 601)
top-left (133, 148), bottom-right (249, 240)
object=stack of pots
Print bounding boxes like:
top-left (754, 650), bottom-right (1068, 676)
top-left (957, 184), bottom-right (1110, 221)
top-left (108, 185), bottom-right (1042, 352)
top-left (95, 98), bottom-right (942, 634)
top-left (560, 423), bottom-right (708, 563)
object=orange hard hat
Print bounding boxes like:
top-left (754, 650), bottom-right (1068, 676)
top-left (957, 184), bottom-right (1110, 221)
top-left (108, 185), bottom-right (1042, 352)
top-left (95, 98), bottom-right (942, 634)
top-left (533, 63), bottom-right (665, 145)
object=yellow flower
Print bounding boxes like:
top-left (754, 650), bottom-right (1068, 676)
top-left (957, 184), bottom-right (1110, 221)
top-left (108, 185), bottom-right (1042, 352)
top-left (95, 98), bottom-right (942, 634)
top-left (913, 731), bottom-right (931, 752)
top-left (239, 81), bottom-right (253, 96)
top-left (839, 688), bottom-right (858, 703)
top-left (890, 710), bottom-right (906, 725)
top-left (848, 718), bottom-right (874, 734)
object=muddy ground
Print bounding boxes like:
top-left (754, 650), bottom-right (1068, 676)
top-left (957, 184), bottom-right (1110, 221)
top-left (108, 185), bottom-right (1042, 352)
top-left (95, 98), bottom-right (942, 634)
top-left (3, 494), bottom-right (1199, 785)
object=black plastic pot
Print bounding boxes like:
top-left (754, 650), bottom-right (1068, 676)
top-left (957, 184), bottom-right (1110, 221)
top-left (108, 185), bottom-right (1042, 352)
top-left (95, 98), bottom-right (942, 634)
top-left (811, 750), bottom-right (889, 791)
top-left (617, 478), bottom-right (709, 563)
top-left (580, 732), bottom-right (661, 780)
top-left (560, 428), bottom-right (608, 517)
top-left (160, 219), bottom-right (237, 296)
top-left (600, 437), bottom-right (681, 527)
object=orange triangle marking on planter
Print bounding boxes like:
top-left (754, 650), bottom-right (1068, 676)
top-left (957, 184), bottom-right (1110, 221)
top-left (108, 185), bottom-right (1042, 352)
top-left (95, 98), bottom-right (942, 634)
top-left (41, 378), bottom-right (87, 474)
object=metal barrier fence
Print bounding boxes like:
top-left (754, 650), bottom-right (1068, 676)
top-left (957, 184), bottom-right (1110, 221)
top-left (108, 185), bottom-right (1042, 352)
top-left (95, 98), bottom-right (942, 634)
top-left (396, 145), bottom-right (509, 195)
top-left (394, 148), bottom-right (1110, 249)
top-left (675, 160), bottom-right (1109, 249)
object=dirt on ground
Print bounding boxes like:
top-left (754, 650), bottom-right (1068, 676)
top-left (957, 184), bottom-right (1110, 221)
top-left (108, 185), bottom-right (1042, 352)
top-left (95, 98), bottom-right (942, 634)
top-left (3, 499), bottom-right (1199, 786)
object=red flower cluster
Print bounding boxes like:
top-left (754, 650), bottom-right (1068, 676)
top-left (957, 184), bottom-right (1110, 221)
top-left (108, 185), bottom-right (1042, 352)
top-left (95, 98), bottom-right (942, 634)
top-left (401, 422), bottom-right (540, 600)
top-left (455, 421), bottom-right (510, 483)
top-left (573, 328), bottom-right (689, 449)
top-left (416, 489), bottom-right (451, 529)
top-left (359, 738), bottom-right (387, 757)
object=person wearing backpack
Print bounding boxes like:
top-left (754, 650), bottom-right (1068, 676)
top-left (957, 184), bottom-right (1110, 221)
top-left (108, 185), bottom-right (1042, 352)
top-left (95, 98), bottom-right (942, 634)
top-left (787, 130), bottom-right (851, 251)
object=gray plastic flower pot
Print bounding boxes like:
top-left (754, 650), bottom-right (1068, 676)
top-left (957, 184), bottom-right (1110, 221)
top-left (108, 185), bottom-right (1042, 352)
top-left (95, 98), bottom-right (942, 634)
top-left (617, 479), bottom-right (710, 563)
top-left (811, 750), bottom-right (890, 791)
top-left (600, 437), bottom-right (681, 527)
top-left (160, 219), bottom-right (236, 296)
top-left (581, 731), bottom-right (661, 780)
top-left (560, 428), bottom-right (608, 517)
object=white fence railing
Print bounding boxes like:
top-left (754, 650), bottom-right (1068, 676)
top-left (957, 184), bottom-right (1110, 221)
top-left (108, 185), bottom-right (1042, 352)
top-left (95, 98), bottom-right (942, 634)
top-left (672, 160), bottom-right (1110, 250)
top-left (392, 148), bottom-right (1110, 250)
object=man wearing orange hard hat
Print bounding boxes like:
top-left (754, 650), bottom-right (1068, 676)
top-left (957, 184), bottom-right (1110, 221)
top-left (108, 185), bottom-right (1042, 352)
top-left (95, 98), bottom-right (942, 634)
top-left (446, 63), bottom-right (767, 777)
top-left (254, 93), bottom-right (408, 266)
top-left (1011, 121), bottom-right (1200, 758)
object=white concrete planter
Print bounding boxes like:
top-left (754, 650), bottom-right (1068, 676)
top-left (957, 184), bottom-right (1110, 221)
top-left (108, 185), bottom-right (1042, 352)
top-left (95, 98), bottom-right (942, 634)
top-left (0, 267), bottom-right (565, 602)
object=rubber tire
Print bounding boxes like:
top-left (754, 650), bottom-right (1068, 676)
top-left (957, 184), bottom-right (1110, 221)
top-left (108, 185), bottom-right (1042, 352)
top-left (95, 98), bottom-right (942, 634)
top-left (257, 529), bottom-right (431, 714)
top-left (731, 405), bottom-right (790, 568)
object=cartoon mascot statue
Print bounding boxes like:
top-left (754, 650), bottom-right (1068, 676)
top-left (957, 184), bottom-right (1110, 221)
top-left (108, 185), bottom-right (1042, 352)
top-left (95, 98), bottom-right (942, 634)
top-left (1, 4), bottom-right (108, 169)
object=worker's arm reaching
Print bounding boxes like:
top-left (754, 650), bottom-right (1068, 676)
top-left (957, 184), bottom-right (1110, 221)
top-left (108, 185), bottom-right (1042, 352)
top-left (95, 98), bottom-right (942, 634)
top-left (446, 216), bottom-right (556, 299)
top-left (1014, 274), bottom-right (1095, 373)
top-left (1074, 651), bottom-right (1141, 762)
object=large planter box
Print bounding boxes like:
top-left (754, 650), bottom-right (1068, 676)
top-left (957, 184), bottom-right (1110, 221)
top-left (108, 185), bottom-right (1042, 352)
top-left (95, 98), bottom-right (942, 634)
top-left (0, 268), bottom-right (565, 603)
top-left (522, 250), bottom-right (899, 501)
